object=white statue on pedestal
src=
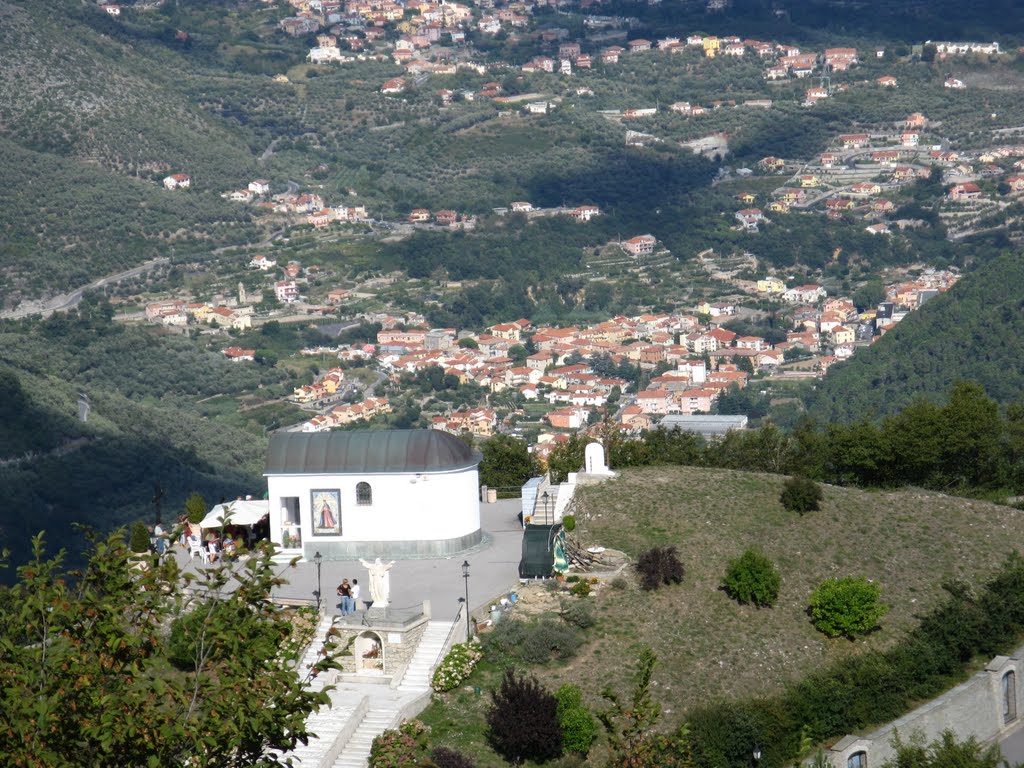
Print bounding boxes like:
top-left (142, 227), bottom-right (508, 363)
top-left (360, 557), bottom-right (395, 608)
top-left (584, 441), bottom-right (613, 475)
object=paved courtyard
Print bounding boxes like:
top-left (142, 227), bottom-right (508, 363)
top-left (178, 498), bottom-right (526, 624)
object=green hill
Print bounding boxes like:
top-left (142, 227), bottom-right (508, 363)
top-left (0, 365), bottom-right (266, 582)
top-left (809, 250), bottom-right (1024, 423)
top-left (0, 309), bottom-right (289, 580)
top-left (0, 0), bottom-right (265, 305)
top-left (0, 1), bottom-right (255, 177)
top-left (420, 465), bottom-right (1024, 765)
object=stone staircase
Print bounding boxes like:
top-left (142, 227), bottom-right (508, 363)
top-left (283, 616), bottom-right (457, 768)
top-left (297, 613), bottom-right (336, 692)
top-left (396, 621), bottom-right (453, 693)
top-left (289, 696), bottom-right (364, 767)
top-left (331, 706), bottom-right (402, 768)
top-left (328, 621), bottom-right (454, 768)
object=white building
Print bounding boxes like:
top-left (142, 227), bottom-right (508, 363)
top-left (163, 174), bottom-right (191, 190)
top-left (265, 430), bottom-right (483, 559)
top-left (275, 280), bottom-right (299, 303)
top-left (309, 46), bottom-right (344, 63)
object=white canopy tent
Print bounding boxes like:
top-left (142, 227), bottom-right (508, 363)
top-left (199, 500), bottom-right (270, 530)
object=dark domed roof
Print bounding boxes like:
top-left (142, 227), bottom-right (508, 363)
top-left (265, 429), bottom-right (481, 475)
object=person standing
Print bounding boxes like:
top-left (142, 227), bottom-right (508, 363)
top-left (337, 579), bottom-right (353, 616)
top-left (153, 523), bottom-right (167, 557)
top-left (351, 579), bottom-right (361, 613)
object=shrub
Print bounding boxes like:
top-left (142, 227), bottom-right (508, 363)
top-left (185, 491), bottom-right (207, 524)
top-left (481, 618), bottom-right (529, 659)
top-left (431, 642), bottom-right (483, 692)
top-left (562, 515), bottom-right (576, 532)
top-left (369, 720), bottom-right (430, 768)
top-left (559, 599), bottom-right (595, 629)
top-left (430, 746), bottom-right (476, 768)
top-left (486, 669), bottom-right (563, 765)
top-left (129, 521), bottom-right (151, 554)
top-left (780, 476), bottom-right (823, 515)
top-left (885, 728), bottom-right (1004, 768)
top-left (483, 619), bottom-right (581, 665)
top-left (566, 575), bottom-right (580, 583)
top-left (555, 684), bottom-right (597, 756)
top-left (610, 576), bottom-right (628, 590)
top-left (636, 545), bottom-right (684, 591)
top-left (809, 576), bottom-right (889, 638)
top-left (522, 620), bottom-right (580, 664)
top-left (723, 549), bottom-right (781, 607)
top-left (570, 580), bottom-right (591, 598)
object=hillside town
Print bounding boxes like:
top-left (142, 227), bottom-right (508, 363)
top-left (141, 254), bottom-right (958, 462)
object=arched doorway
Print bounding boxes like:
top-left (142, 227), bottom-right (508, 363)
top-left (355, 631), bottom-right (384, 674)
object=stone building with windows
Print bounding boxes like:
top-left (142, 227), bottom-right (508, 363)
top-left (265, 430), bottom-right (482, 559)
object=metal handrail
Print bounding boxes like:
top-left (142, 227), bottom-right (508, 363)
top-left (430, 604), bottom-right (467, 676)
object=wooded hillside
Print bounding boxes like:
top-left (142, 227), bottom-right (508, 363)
top-left (811, 250), bottom-right (1024, 422)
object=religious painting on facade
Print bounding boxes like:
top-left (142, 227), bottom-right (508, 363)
top-left (311, 489), bottom-right (341, 535)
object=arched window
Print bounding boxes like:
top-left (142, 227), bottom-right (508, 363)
top-left (848, 752), bottom-right (867, 768)
top-left (356, 482), bottom-right (372, 506)
top-left (1004, 671), bottom-right (1018, 723)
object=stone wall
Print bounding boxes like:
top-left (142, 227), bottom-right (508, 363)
top-left (329, 617), bottom-right (428, 680)
top-left (824, 647), bottom-right (1024, 766)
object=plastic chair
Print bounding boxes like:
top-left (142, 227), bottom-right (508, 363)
top-left (188, 535), bottom-right (208, 564)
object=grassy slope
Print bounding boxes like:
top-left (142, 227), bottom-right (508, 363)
top-left (421, 465), bottom-right (1024, 764)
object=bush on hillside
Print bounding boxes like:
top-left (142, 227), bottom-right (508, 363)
top-left (780, 476), bottom-right (823, 515)
top-left (431, 642), bottom-right (483, 692)
top-left (555, 683), bottom-right (598, 756)
top-left (482, 618), bottom-right (581, 664)
top-left (570, 580), bottom-right (591, 597)
top-left (723, 549), bottom-right (781, 607)
top-left (559, 599), bottom-right (595, 629)
top-left (636, 545), bottom-right (684, 591)
top-left (486, 669), bottom-right (563, 765)
top-left (883, 729), bottom-right (1003, 768)
top-left (430, 746), bottom-right (476, 768)
top-left (808, 576), bottom-right (888, 638)
top-left (369, 720), bottom-right (430, 768)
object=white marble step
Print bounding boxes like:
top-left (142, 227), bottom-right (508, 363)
top-left (332, 706), bottom-right (402, 766)
top-left (395, 621), bottom-right (453, 691)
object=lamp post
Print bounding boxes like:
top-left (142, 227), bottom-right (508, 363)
top-left (462, 560), bottom-right (471, 640)
top-left (313, 551), bottom-right (323, 613)
top-left (752, 745), bottom-right (762, 768)
top-left (541, 490), bottom-right (550, 521)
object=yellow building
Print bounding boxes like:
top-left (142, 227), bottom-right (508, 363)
top-left (830, 326), bottom-right (855, 346)
top-left (757, 278), bottom-right (786, 294)
top-left (702, 37), bottom-right (720, 57)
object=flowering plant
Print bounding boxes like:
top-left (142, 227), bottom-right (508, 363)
top-left (431, 642), bottom-right (483, 692)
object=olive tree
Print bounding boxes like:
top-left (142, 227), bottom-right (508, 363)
top-left (0, 531), bottom-right (340, 767)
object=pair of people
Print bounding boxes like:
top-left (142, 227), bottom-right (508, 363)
top-left (337, 578), bottom-right (361, 616)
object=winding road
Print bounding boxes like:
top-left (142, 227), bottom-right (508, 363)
top-left (0, 258), bottom-right (170, 320)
